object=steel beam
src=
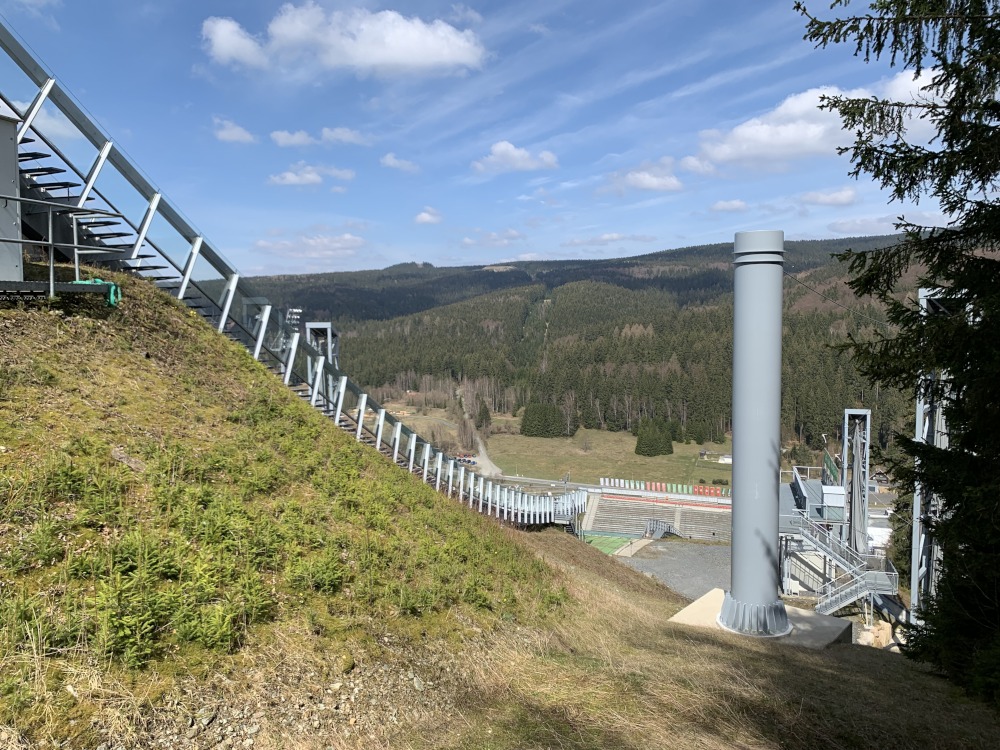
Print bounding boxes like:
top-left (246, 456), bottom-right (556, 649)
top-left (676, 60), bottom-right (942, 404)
top-left (177, 237), bottom-right (202, 300)
top-left (282, 332), bottom-right (300, 386)
top-left (216, 272), bottom-right (239, 333)
top-left (392, 422), bottom-right (402, 463)
top-left (131, 192), bottom-right (161, 260)
top-left (16, 77), bottom-right (54, 143)
top-left (355, 393), bottom-right (368, 442)
top-left (78, 140), bottom-right (112, 207)
top-left (252, 304), bottom-right (271, 361)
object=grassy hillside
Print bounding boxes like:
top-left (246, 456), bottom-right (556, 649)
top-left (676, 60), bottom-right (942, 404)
top-left (0, 271), bottom-right (557, 747)
top-left (1, 270), bottom-right (998, 749)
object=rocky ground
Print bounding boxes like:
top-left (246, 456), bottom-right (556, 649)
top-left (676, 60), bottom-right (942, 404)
top-left (47, 627), bottom-right (487, 750)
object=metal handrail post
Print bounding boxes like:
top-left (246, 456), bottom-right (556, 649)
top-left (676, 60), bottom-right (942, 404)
top-left (47, 206), bottom-right (54, 298)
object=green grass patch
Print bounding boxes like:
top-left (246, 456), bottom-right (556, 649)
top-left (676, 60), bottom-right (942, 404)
top-left (0, 268), bottom-right (562, 744)
top-left (487, 427), bottom-right (733, 485)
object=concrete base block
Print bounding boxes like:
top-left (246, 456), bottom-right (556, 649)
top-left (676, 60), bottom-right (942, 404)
top-left (668, 588), bottom-right (852, 649)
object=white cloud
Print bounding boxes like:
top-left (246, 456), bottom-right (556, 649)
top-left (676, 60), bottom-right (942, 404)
top-left (689, 70), bottom-right (940, 172)
top-left (380, 152), bottom-right (420, 173)
top-left (255, 232), bottom-right (365, 260)
top-left (561, 233), bottom-right (656, 247)
top-left (462, 228), bottom-right (525, 247)
top-left (415, 206), bottom-right (442, 224)
top-left (270, 129), bottom-right (316, 147)
top-left (320, 127), bottom-right (370, 145)
top-left (203, 3), bottom-right (486, 78)
top-left (201, 16), bottom-right (269, 69)
top-left (699, 87), bottom-right (849, 167)
top-left (801, 187), bottom-right (857, 206)
top-left (267, 161), bottom-right (355, 186)
top-left (610, 157), bottom-right (682, 192)
top-left (271, 126), bottom-right (371, 147)
top-left (212, 116), bottom-right (256, 143)
top-left (472, 141), bottom-right (558, 173)
top-left (710, 199), bottom-right (747, 212)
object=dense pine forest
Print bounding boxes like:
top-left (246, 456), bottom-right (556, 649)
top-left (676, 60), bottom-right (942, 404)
top-left (250, 236), bottom-right (912, 450)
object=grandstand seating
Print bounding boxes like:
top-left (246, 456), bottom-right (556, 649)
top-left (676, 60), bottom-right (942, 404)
top-left (591, 494), bottom-right (731, 543)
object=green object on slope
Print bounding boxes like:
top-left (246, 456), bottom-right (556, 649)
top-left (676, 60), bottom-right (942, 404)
top-left (72, 278), bottom-right (122, 307)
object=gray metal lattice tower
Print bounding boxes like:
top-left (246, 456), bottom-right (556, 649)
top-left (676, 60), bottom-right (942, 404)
top-left (718, 230), bottom-right (791, 637)
top-left (910, 289), bottom-right (947, 618)
top-left (841, 409), bottom-right (871, 554)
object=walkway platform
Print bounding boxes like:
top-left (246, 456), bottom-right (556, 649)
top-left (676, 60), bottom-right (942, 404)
top-left (669, 588), bottom-right (852, 649)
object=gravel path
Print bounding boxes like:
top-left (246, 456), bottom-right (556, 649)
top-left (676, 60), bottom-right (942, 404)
top-left (618, 539), bottom-right (731, 601)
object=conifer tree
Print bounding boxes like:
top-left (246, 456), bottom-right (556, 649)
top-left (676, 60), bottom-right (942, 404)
top-left (798, 0), bottom-right (1000, 703)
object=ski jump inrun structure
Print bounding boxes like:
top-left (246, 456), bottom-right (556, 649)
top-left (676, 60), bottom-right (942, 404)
top-left (0, 21), bottom-right (586, 529)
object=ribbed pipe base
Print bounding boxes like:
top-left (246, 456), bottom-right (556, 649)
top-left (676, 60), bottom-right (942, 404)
top-left (717, 590), bottom-right (792, 637)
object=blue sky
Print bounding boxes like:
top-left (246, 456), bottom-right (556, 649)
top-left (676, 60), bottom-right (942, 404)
top-left (0, 1), bottom-right (938, 275)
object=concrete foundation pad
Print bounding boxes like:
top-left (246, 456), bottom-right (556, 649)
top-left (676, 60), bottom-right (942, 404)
top-left (668, 588), bottom-right (852, 649)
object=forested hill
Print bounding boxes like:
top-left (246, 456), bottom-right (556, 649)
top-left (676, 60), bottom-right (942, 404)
top-left (250, 233), bottom-right (909, 450)
top-left (249, 235), bottom-right (899, 324)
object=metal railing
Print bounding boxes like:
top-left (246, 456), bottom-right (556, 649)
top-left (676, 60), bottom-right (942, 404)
top-left (793, 509), bottom-right (899, 613)
top-left (0, 193), bottom-right (126, 295)
top-left (0, 21), bottom-right (590, 529)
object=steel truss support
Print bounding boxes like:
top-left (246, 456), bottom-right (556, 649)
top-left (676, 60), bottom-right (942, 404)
top-left (841, 409), bottom-right (871, 553)
top-left (252, 305), bottom-right (271, 361)
top-left (911, 290), bottom-right (948, 618)
top-left (177, 237), bottom-right (202, 300)
top-left (391, 422), bottom-right (402, 463)
top-left (355, 393), bottom-right (367, 442)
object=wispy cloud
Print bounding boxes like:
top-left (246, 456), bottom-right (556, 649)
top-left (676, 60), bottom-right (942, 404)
top-left (449, 3), bottom-right (482, 25)
top-left (267, 161), bottom-right (355, 186)
top-left (461, 228), bottom-right (525, 247)
top-left (255, 232), bottom-right (366, 261)
top-left (380, 152), bottom-right (420, 173)
top-left (561, 233), bottom-right (656, 247)
top-left (270, 127), bottom-right (371, 146)
top-left (5, 99), bottom-right (80, 140)
top-left (801, 187), bottom-right (857, 206)
top-left (710, 199), bottom-right (747, 212)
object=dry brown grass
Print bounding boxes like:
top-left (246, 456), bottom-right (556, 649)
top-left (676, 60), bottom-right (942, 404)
top-left (397, 529), bottom-right (1000, 750)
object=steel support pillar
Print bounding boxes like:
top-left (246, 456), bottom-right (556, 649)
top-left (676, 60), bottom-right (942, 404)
top-left (718, 230), bottom-right (791, 637)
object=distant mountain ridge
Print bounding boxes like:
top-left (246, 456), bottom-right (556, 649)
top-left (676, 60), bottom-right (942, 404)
top-left (250, 234), bottom-right (900, 324)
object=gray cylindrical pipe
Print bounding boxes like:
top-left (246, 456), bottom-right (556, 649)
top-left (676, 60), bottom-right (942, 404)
top-left (718, 230), bottom-right (791, 637)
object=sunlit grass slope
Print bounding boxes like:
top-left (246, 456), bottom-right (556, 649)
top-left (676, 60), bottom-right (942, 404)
top-left (0, 272), bottom-right (557, 746)
top-left (1, 269), bottom-right (997, 750)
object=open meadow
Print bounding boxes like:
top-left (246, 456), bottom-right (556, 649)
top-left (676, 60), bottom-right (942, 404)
top-left (486, 427), bottom-right (734, 486)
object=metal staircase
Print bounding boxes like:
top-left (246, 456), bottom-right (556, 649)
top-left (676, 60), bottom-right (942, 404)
top-left (793, 512), bottom-right (898, 615)
top-left (0, 19), bottom-right (588, 530)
